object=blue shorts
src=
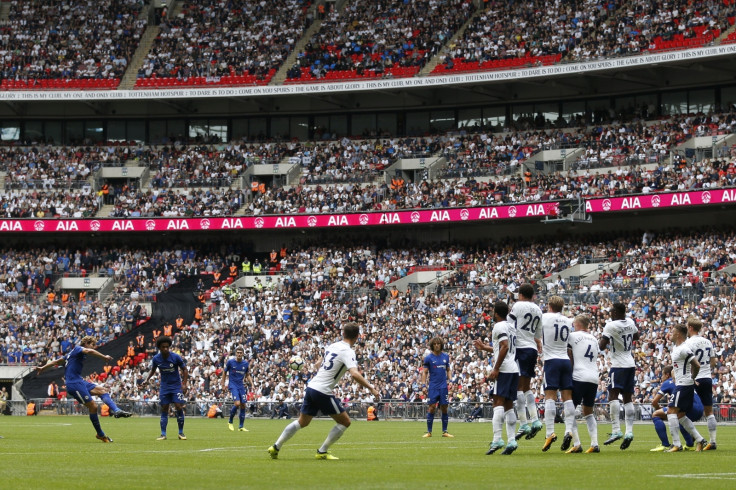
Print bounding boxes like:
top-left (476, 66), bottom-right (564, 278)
top-left (572, 380), bottom-right (597, 407)
top-left (543, 359), bottom-right (573, 391)
top-left (160, 391), bottom-right (186, 406)
top-left (427, 386), bottom-right (449, 406)
top-left (300, 387), bottom-right (345, 416)
top-left (609, 367), bottom-right (635, 394)
top-left (515, 348), bottom-right (538, 378)
top-left (67, 380), bottom-right (97, 404)
top-left (673, 385), bottom-right (695, 413)
top-left (229, 386), bottom-right (247, 404)
top-left (491, 372), bottom-right (519, 401)
top-left (694, 378), bottom-right (713, 407)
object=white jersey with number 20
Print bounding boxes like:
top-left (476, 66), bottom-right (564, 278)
top-left (509, 300), bottom-right (543, 350)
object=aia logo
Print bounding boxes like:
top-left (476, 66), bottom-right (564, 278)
top-left (410, 212), bottom-right (420, 223)
top-left (254, 217), bottom-right (264, 229)
top-left (651, 195), bottom-right (661, 207)
top-left (34, 220), bottom-right (45, 231)
top-left (508, 206), bottom-right (517, 218)
top-left (145, 220), bottom-right (156, 231)
top-left (307, 216), bottom-right (317, 227)
top-left (200, 218), bottom-right (211, 230)
top-left (702, 191), bottom-right (711, 204)
top-left (359, 214), bottom-right (369, 225)
top-left (602, 199), bottom-right (612, 211)
top-left (90, 220), bottom-right (101, 231)
top-left (460, 209), bottom-right (469, 221)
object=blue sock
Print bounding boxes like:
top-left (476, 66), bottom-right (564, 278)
top-left (160, 412), bottom-right (168, 436)
top-left (441, 413), bottom-right (449, 433)
top-left (426, 412), bottom-right (435, 433)
top-left (680, 424), bottom-right (694, 447)
top-left (89, 413), bottom-right (105, 437)
top-left (653, 417), bottom-right (670, 446)
top-left (239, 408), bottom-right (246, 428)
top-left (176, 409), bottom-right (185, 434)
top-left (229, 405), bottom-right (238, 423)
top-left (100, 393), bottom-right (119, 413)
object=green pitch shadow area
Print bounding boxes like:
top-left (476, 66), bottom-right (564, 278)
top-left (0, 417), bottom-right (731, 489)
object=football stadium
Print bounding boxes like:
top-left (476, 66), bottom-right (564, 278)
top-left (1, 0), bottom-right (736, 488)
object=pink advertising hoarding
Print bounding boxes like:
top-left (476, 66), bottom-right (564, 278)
top-left (0, 202), bottom-right (559, 232)
top-left (585, 188), bottom-right (736, 213)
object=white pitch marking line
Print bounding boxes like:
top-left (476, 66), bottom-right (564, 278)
top-left (659, 473), bottom-right (736, 481)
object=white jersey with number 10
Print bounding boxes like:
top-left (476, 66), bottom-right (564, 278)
top-left (602, 318), bottom-right (638, 368)
top-left (542, 312), bottom-right (573, 361)
top-left (509, 300), bottom-right (543, 350)
top-left (307, 340), bottom-right (358, 395)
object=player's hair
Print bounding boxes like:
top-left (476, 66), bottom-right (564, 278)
top-left (686, 316), bottom-right (703, 332)
top-left (573, 314), bottom-right (590, 330)
top-left (235, 345), bottom-right (245, 353)
top-left (663, 365), bottom-right (673, 376)
top-left (342, 322), bottom-right (360, 340)
top-left (429, 337), bottom-right (444, 352)
top-left (80, 336), bottom-right (96, 347)
top-left (673, 324), bottom-right (687, 338)
top-left (156, 335), bottom-right (172, 349)
top-left (611, 302), bottom-right (626, 319)
top-left (518, 283), bottom-right (535, 299)
top-left (493, 301), bottom-right (509, 320)
top-left (548, 295), bottom-right (564, 312)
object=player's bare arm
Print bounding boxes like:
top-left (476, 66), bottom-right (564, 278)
top-left (35, 357), bottom-right (65, 375)
top-left (82, 348), bottom-right (113, 362)
top-left (348, 367), bottom-right (380, 397)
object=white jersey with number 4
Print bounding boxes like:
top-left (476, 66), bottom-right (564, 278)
top-left (508, 300), bottom-right (543, 350)
top-left (567, 331), bottom-right (600, 384)
top-left (602, 318), bottom-right (638, 368)
top-left (492, 321), bottom-right (519, 374)
top-left (671, 343), bottom-right (696, 386)
top-left (542, 312), bottom-right (573, 361)
top-left (307, 340), bottom-right (358, 395)
top-left (685, 335), bottom-right (715, 380)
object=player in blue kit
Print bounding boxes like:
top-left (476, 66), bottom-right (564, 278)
top-left (36, 336), bottom-right (131, 443)
top-left (649, 365), bottom-right (704, 451)
top-left (140, 336), bottom-right (189, 440)
top-left (421, 336), bottom-right (453, 438)
top-left (221, 346), bottom-right (252, 432)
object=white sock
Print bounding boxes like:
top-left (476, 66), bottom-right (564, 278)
top-left (563, 400), bottom-right (576, 436)
top-left (667, 414), bottom-right (681, 447)
top-left (707, 414), bottom-right (717, 443)
top-left (585, 414), bottom-right (598, 447)
top-left (493, 406), bottom-right (505, 443)
top-left (319, 423), bottom-right (348, 453)
top-left (679, 416), bottom-right (704, 443)
top-left (623, 402), bottom-right (635, 434)
top-left (525, 391), bottom-right (539, 422)
top-left (544, 399), bottom-right (556, 437)
top-left (275, 420), bottom-right (301, 448)
top-left (516, 392), bottom-right (527, 425)
top-left (609, 400), bottom-right (621, 433)
top-left (505, 409), bottom-right (517, 444)
top-left (571, 417), bottom-right (581, 446)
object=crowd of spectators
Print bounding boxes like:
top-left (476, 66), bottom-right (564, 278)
top-left (286, 0), bottom-right (473, 82)
top-left (29, 229), bottom-right (730, 415)
top-left (0, 0), bottom-right (147, 83)
top-left (0, 189), bottom-right (100, 218)
top-left (434, 0), bottom-right (736, 73)
top-left (137, 0), bottom-right (313, 85)
top-left (108, 187), bottom-right (245, 218)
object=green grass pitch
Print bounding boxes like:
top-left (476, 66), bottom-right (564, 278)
top-left (0, 417), bottom-right (732, 489)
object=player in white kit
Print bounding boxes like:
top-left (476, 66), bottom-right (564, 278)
top-left (666, 324), bottom-right (707, 452)
top-left (508, 284), bottom-right (543, 441)
top-left (567, 314), bottom-right (601, 453)
top-left (599, 302), bottom-right (638, 449)
top-left (268, 322), bottom-right (380, 460)
top-left (540, 296), bottom-right (576, 452)
top-left (685, 317), bottom-right (717, 450)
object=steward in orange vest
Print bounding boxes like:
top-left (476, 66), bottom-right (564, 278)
top-left (163, 324), bottom-right (173, 337)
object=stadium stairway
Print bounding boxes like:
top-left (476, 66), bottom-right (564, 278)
top-left (269, 4), bottom-right (325, 85)
top-left (0, 1), bottom-right (10, 22)
top-left (418, 3), bottom-right (483, 77)
top-left (118, 21), bottom-right (160, 90)
top-left (20, 275), bottom-right (213, 399)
